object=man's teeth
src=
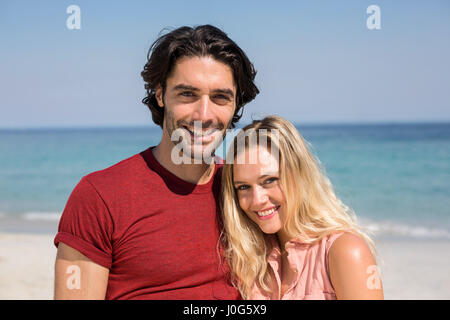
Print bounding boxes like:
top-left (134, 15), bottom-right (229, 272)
top-left (185, 127), bottom-right (216, 137)
top-left (257, 207), bottom-right (277, 217)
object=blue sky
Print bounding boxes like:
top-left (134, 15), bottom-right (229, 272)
top-left (1, 0), bottom-right (449, 128)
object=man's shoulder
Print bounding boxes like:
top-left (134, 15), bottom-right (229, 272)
top-left (82, 149), bottom-right (149, 189)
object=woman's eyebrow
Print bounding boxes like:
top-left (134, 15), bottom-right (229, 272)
top-left (233, 173), bottom-right (278, 185)
top-left (258, 172), bottom-right (279, 179)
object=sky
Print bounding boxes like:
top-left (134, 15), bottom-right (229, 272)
top-left (1, 0), bottom-right (449, 128)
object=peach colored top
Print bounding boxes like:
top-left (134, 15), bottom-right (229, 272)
top-left (250, 232), bottom-right (345, 300)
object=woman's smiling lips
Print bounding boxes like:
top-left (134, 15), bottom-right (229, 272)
top-left (253, 205), bottom-right (280, 220)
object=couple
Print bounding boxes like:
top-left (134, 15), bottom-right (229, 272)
top-left (53, 25), bottom-right (383, 300)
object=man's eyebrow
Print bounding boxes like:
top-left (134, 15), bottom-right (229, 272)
top-left (212, 88), bottom-right (235, 97)
top-left (173, 84), bottom-right (235, 97)
top-left (173, 84), bottom-right (200, 91)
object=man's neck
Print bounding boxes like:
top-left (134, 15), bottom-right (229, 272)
top-left (152, 143), bottom-right (215, 185)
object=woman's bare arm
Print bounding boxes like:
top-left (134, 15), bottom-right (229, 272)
top-left (54, 243), bottom-right (109, 299)
top-left (328, 232), bottom-right (384, 300)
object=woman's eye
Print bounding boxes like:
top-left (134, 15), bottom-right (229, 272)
top-left (264, 177), bottom-right (278, 185)
top-left (235, 185), bottom-right (249, 191)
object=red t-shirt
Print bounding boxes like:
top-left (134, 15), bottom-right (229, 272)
top-left (54, 147), bottom-right (239, 300)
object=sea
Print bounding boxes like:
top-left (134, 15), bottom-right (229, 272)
top-left (1, 123), bottom-right (449, 240)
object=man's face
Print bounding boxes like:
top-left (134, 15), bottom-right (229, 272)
top-left (156, 56), bottom-right (237, 163)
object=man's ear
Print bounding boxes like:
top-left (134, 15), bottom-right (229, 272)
top-left (155, 85), bottom-right (164, 108)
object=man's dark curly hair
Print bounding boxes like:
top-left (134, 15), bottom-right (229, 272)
top-left (141, 25), bottom-right (259, 129)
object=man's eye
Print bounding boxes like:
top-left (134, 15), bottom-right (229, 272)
top-left (214, 94), bottom-right (230, 100)
top-left (213, 95), bottom-right (231, 104)
top-left (180, 91), bottom-right (194, 97)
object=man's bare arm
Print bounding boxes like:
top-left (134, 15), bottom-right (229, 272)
top-left (54, 243), bottom-right (109, 300)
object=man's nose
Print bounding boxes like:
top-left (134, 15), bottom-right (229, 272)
top-left (192, 95), bottom-right (214, 123)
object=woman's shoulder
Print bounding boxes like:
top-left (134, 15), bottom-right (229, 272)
top-left (326, 232), bottom-right (383, 299)
top-left (289, 231), bottom-right (371, 260)
top-left (326, 231), bottom-right (376, 278)
top-left (327, 232), bottom-right (370, 258)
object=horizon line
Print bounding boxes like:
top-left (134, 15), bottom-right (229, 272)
top-left (1, 120), bottom-right (450, 131)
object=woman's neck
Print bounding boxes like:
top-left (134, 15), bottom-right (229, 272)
top-left (276, 228), bottom-right (291, 253)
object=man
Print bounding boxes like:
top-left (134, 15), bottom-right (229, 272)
top-left (53, 25), bottom-right (259, 299)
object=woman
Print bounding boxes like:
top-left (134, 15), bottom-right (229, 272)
top-left (220, 115), bottom-right (384, 300)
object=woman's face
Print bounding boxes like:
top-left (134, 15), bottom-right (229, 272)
top-left (233, 145), bottom-right (286, 234)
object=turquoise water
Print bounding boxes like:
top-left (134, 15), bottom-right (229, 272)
top-left (1, 123), bottom-right (449, 238)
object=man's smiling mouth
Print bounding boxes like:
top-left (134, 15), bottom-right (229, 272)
top-left (183, 126), bottom-right (218, 143)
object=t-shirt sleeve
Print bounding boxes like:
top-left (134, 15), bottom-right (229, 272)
top-left (54, 176), bottom-right (113, 269)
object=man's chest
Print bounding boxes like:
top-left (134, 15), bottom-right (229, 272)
top-left (108, 192), bottom-right (222, 284)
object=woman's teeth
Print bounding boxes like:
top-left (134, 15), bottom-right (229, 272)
top-left (256, 207), bottom-right (277, 217)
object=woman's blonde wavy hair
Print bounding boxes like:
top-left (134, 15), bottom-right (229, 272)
top-left (220, 115), bottom-right (378, 299)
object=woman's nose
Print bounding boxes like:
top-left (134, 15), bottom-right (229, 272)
top-left (251, 185), bottom-right (268, 207)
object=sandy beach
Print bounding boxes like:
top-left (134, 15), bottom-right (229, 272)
top-left (0, 232), bottom-right (56, 300)
top-left (0, 231), bottom-right (449, 300)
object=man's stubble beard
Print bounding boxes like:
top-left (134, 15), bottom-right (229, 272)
top-left (164, 108), bottom-right (232, 164)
